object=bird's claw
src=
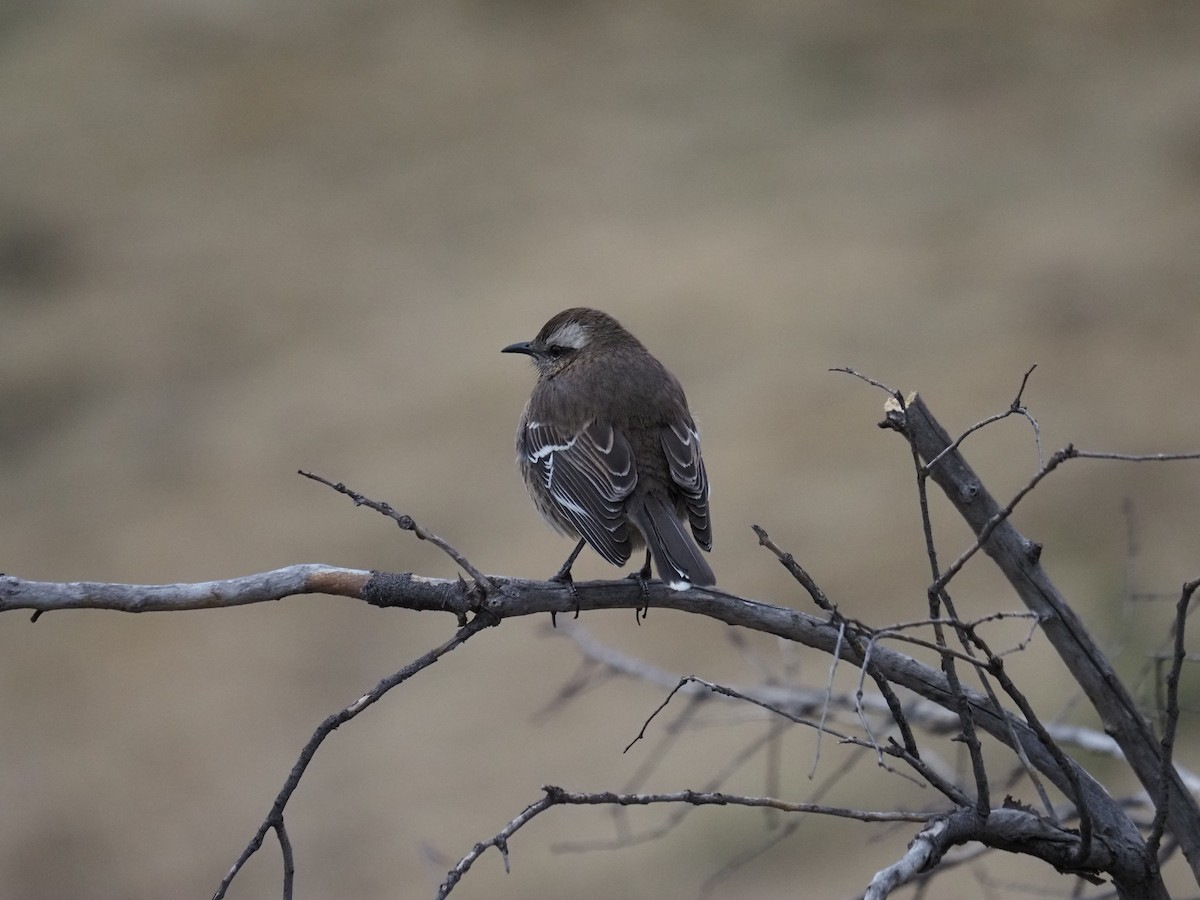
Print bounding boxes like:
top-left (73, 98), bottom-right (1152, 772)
top-left (628, 553), bottom-right (652, 623)
top-left (549, 567), bottom-right (580, 623)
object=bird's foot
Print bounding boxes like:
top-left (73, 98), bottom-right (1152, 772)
top-left (628, 552), bottom-right (653, 623)
top-left (548, 539), bottom-right (587, 624)
top-left (549, 566), bottom-right (580, 623)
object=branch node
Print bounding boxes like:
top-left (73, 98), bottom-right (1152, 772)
top-left (879, 400), bottom-right (909, 434)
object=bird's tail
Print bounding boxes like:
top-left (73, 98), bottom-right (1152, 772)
top-left (630, 495), bottom-right (716, 590)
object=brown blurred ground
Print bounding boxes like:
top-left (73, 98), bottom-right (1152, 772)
top-left (2, 2), bottom-right (1200, 898)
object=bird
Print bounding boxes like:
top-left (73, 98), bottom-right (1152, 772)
top-left (503, 308), bottom-right (715, 598)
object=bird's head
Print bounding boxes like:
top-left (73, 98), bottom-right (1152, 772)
top-left (502, 307), bottom-right (639, 378)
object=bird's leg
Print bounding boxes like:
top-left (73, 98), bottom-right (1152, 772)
top-left (549, 539), bottom-right (587, 622)
top-left (627, 550), bottom-right (652, 623)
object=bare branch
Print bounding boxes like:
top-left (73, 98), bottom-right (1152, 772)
top-left (555, 721), bottom-right (792, 854)
top-left (930, 444), bottom-right (1200, 595)
top-left (212, 615), bottom-right (496, 900)
top-left (813, 620), bottom-right (845, 774)
top-left (865, 806), bottom-right (1118, 900)
top-left (2, 565), bottom-right (370, 616)
top-left (885, 392), bottom-right (1200, 882)
top-left (625, 675), bottom-right (856, 754)
top-left (865, 817), bottom-right (948, 900)
top-left (299, 470), bottom-right (495, 593)
top-left (275, 820), bottom-right (295, 900)
top-left (753, 524), bottom-right (920, 757)
top-left (862, 616), bottom-right (1040, 669)
top-left (439, 785), bottom-right (932, 898)
top-left (698, 749), bottom-right (872, 898)
top-left (881, 737), bottom-right (972, 807)
top-left (908, 404), bottom-right (991, 817)
top-left (923, 363), bottom-right (1042, 472)
top-left (437, 790), bottom-right (557, 898)
top-left (1146, 576), bottom-right (1200, 860)
top-left (1071, 450), bottom-right (1200, 462)
top-left (7, 559), bottom-right (1162, 886)
top-left (829, 366), bottom-right (903, 399)
top-left (553, 629), bottom-right (1200, 792)
top-left (866, 611), bottom-right (1064, 826)
top-left (9, 383), bottom-right (1196, 899)
top-left (752, 523), bottom-right (835, 613)
top-left (6, 560), bottom-right (1171, 860)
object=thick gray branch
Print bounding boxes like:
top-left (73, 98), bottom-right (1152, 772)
top-left (0, 565), bottom-right (1159, 892)
top-left (866, 807), bottom-right (1115, 900)
top-left (889, 394), bottom-right (1200, 881)
top-left (0, 565), bottom-right (371, 613)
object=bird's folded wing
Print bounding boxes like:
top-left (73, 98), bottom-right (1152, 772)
top-left (660, 420), bottom-right (712, 550)
top-left (526, 419), bottom-right (637, 565)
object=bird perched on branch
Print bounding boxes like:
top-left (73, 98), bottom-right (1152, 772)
top-left (503, 307), bottom-right (715, 595)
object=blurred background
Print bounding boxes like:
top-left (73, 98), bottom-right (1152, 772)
top-left (3, 2), bottom-right (1200, 898)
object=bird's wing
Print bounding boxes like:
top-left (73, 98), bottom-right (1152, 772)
top-left (525, 419), bottom-right (638, 565)
top-left (660, 420), bottom-right (712, 550)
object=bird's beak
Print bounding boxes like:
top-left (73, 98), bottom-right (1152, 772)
top-left (501, 341), bottom-right (535, 356)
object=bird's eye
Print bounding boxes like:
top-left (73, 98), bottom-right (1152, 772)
top-left (545, 346), bottom-right (568, 359)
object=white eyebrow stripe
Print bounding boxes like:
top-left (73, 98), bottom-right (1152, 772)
top-left (546, 321), bottom-right (588, 349)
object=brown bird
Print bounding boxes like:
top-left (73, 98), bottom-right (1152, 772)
top-left (503, 307), bottom-right (714, 592)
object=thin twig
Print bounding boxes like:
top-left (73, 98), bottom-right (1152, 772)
top-left (883, 738), bottom-right (972, 806)
top-left (212, 616), bottom-right (494, 899)
top-left (751, 524), bottom-right (834, 613)
top-left (1071, 451), bottom-right (1200, 462)
top-left (625, 676), bottom-right (855, 754)
top-left (275, 820), bottom-right (295, 900)
top-left (862, 622), bottom-right (1039, 670)
top-left (439, 785), bottom-right (932, 898)
top-left (299, 470), bottom-right (495, 592)
top-left (811, 621), bottom-right (845, 776)
top-left (752, 524), bottom-right (920, 757)
top-left (907, 394), bottom-right (1087, 849)
top-left (829, 367), bottom-right (903, 399)
top-left (932, 445), bottom-right (1200, 595)
top-left (699, 749), bottom-right (872, 898)
top-left (909, 413), bottom-right (991, 817)
top-left (958, 632), bottom-right (1065, 829)
top-left (554, 721), bottom-right (791, 853)
top-left (1146, 577), bottom-right (1200, 860)
top-left (923, 364), bottom-right (1041, 473)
